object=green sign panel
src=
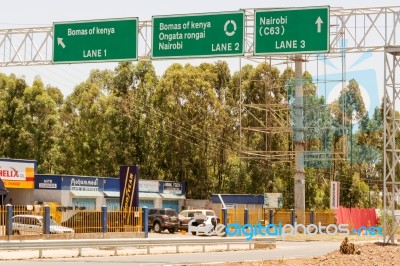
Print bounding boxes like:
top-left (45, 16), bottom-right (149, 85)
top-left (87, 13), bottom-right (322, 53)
top-left (152, 11), bottom-right (244, 59)
top-left (254, 7), bottom-right (330, 55)
top-left (53, 18), bottom-right (138, 63)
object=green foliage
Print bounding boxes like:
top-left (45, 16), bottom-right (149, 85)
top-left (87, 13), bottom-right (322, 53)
top-left (331, 79), bottom-right (367, 126)
top-left (0, 61), bottom-right (383, 208)
top-left (0, 75), bottom-right (59, 172)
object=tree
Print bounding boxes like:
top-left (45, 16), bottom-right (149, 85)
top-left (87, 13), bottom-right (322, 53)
top-left (328, 79), bottom-right (368, 207)
top-left (331, 79), bottom-right (367, 127)
top-left (331, 78), bottom-right (367, 162)
top-left (228, 63), bottom-right (302, 206)
top-left (21, 77), bottom-right (60, 173)
top-left (0, 75), bottom-right (60, 173)
top-left (56, 70), bottom-right (114, 176)
top-left (152, 62), bottom-right (231, 199)
top-left (0, 74), bottom-right (27, 158)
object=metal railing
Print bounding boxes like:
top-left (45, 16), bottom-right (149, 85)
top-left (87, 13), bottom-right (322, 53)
top-left (217, 207), bottom-right (336, 226)
top-left (0, 205), bottom-right (142, 236)
top-left (219, 208), bottom-right (264, 225)
top-left (0, 236), bottom-right (276, 258)
top-left (58, 208), bottom-right (142, 233)
top-left (0, 205), bottom-right (45, 235)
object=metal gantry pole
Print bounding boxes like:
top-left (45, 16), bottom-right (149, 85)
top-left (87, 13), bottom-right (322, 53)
top-left (0, 7), bottom-right (398, 67)
top-left (383, 46), bottom-right (400, 244)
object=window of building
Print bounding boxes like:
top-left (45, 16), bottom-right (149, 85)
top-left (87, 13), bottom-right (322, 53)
top-left (162, 200), bottom-right (179, 212)
top-left (72, 198), bottom-right (96, 210)
top-left (106, 198), bottom-right (120, 211)
top-left (139, 199), bottom-right (154, 209)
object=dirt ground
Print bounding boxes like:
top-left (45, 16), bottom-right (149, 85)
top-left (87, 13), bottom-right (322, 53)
top-left (181, 232), bottom-right (399, 266)
top-left (212, 241), bottom-right (400, 266)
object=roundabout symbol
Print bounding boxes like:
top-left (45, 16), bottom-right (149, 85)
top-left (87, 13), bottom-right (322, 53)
top-left (224, 20), bottom-right (237, 36)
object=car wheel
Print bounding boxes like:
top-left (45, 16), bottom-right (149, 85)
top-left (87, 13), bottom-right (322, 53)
top-left (12, 230), bottom-right (20, 235)
top-left (191, 231), bottom-right (197, 235)
top-left (168, 228), bottom-right (176, 234)
top-left (153, 222), bottom-right (161, 233)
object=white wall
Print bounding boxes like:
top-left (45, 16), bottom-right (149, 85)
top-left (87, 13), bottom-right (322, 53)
top-left (5, 188), bottom-right (34, 205)
top-left (33, 189), bottom-right (61, 203)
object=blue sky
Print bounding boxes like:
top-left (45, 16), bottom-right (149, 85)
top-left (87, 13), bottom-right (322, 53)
top-left (0, 0), bottom-right (396, 108)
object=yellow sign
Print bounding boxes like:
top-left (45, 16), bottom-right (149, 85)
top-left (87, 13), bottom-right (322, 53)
top-left (3, 179), bottom-right (34, 189)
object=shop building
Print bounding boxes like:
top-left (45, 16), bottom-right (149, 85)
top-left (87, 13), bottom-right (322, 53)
top-left (33, 174), bottom-right (185, 212)
top-left (0, 158), bottom-right (186, 212)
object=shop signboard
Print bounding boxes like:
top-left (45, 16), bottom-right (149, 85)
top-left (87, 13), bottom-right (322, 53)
top-left (162, 181), bottom-right (182, 194)
top-left (0, 158), bottom-right (36, 189)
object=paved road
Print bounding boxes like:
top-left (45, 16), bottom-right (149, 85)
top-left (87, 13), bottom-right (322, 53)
top-left (0, 241), bottom-right (340, 266)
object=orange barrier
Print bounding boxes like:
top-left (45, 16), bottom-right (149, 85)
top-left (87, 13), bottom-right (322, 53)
top-left (335, 206), bottom-right (378, 230)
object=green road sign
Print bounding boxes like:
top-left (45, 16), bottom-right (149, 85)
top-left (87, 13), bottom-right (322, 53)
top-left (152, 11), bottom-right (244, 59)
top-left (254, 6), bottom-right (330, 55)
top-left (53, 18), bottom-right (138, 63)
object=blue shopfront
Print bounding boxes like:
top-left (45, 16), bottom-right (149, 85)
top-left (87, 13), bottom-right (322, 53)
top-left (160, 181), bottom-right (185, 211)
top-left (34, 175), bottom-right (186, 212)
top-left (128, 180), bottom-right (186, 212)
top-left (34, 175), bottom-right (105, 210)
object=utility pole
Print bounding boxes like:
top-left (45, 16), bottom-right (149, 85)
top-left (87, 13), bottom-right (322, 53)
top-left (294, 54), bottom-right (305, 225)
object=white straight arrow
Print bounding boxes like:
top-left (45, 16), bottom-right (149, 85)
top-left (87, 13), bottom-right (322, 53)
top-left (57, 37), bottom-right (66, 49)
top-left (315, 17), bottom-right (323, 33)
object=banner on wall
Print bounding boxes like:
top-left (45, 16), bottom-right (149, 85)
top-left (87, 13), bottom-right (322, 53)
top-left (0, 158), bottom-right (36, 189)
top-left (162, 181), bottom-right (182, 194)
top-left (120, 165), bottom-right (139, 223)
top-left (139, 180), bottom-right (159, 192)
top-left (263, 193), bottom-right (283, 208)
top-left (35, 175), bottom-right (62, 190)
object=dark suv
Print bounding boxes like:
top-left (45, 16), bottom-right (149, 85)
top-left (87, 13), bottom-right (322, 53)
top-left (148, 208), bottom-right (179, 233)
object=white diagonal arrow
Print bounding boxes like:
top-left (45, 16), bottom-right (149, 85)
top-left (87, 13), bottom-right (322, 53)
top-left (315, 17), bottom-right (323, 33)
top-left (57, 37), bottom-right (66, 49)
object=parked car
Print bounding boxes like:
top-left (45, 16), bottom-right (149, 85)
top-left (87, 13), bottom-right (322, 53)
top-left (12, 214), bottom-right (75, 235)
top-left (187, 214), bottom-right (220, 236)
top-left (178, 209), bottom-right (217, 231)
top-left (148, 208), bottom-right (179, 233)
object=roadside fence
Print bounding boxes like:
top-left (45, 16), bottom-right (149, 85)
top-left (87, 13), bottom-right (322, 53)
top-left (218, 207), bottom-right (335, 226)
top-left (0, 205), bottom-right (142, 236)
